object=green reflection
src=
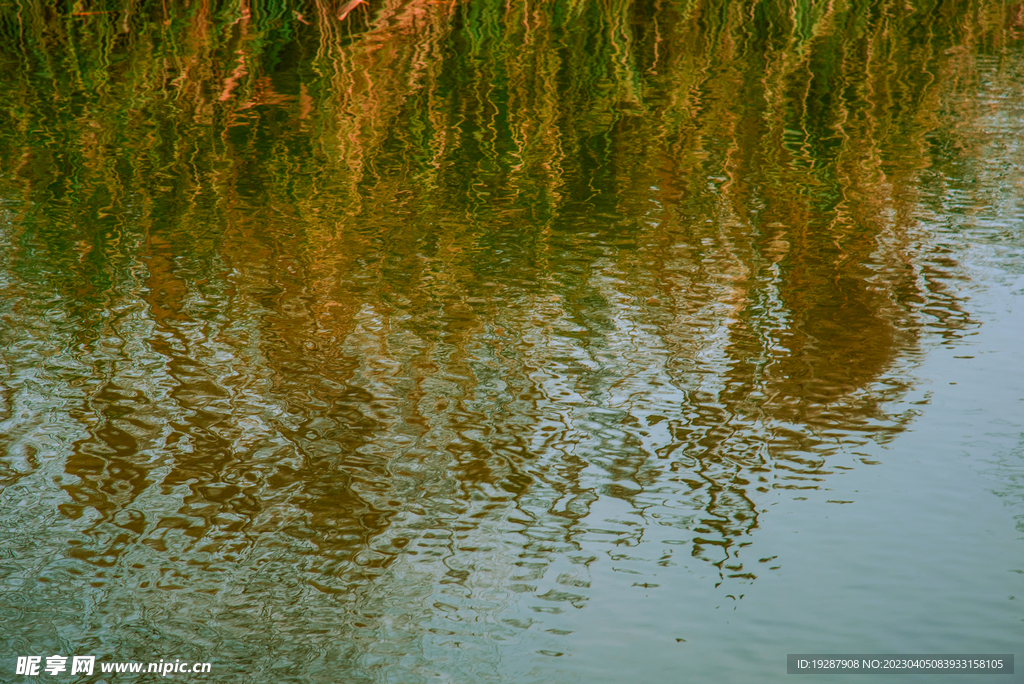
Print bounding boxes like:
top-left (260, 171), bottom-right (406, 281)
top-left (0, 1), bottom-right (1021, 681)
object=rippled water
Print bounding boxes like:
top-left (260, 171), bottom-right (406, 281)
top-left (1, 2), bottom-right (1022, 682)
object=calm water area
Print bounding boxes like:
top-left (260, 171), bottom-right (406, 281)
top-left (1, 1), bottom-right (1022, 682)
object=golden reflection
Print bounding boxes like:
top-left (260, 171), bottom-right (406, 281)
top-left (0, 0), bottom-right (1022, 675)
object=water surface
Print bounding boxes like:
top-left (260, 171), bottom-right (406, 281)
top-left (1, 1), bottom-right (1022, 681)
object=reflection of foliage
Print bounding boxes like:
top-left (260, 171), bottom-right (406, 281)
top-left (0, 1), bottom-right (1020, 658)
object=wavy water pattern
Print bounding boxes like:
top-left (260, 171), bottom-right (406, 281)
top-left (1, 2), bottom-right (1023, 682)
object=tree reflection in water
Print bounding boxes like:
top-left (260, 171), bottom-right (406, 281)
top-left (0, 0), bottom-right (1019, 680)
